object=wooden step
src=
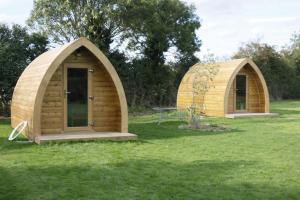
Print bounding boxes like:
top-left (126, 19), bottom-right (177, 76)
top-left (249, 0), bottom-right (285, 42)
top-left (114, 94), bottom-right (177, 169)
top-left (225, 112), bottom-right (278, 119)
top-left (35, 132), bottom-right (137, 144)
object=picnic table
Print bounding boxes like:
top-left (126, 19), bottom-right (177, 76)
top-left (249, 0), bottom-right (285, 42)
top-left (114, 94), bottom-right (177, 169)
top-left (152, 107), bottom-right (188, 125)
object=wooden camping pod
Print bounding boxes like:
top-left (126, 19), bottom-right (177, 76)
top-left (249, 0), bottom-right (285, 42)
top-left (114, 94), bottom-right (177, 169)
top-left (177, 58), bottom-right (270, 117)
top-left (11, 37), bottom-right (133, 143)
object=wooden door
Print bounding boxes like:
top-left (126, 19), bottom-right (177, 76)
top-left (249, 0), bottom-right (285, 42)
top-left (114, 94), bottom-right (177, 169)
top-left (64, 64), bottom-right (93, 131)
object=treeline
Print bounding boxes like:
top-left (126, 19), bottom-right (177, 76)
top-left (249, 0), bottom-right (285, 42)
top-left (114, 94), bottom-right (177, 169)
top-left (1, 0), bottom-right (300, 116)
top-left (0, 24), bottom-right (48, 116)
top-left (27, 0), bottom-right (201, 107)
top-left (233, 35), bottom-right (300, 99)
top-left (0, 0), bottom-right (200, 116)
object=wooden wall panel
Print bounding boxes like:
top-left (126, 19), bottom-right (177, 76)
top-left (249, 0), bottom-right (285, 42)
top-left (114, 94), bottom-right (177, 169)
top-left (11, 50), bottom-right (57, 139)
top-left (227, 82), bottom-right (235, 113)
top-left (245, 65), bottom-right (264, 112)
top-left (41, 66), bottom-right (63, 134)
top-left (92, 63), bottom-right (121, 132)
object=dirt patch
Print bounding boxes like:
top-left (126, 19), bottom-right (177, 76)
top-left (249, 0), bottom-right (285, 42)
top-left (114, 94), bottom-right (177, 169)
top-left (178, 123), bottom-right (231, 132)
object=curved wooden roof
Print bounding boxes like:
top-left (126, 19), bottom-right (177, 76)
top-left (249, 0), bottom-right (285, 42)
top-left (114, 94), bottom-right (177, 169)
top-left (11, 37), bottom-right (128, 138)
top-left (177, 58), bottom-right (269, 116)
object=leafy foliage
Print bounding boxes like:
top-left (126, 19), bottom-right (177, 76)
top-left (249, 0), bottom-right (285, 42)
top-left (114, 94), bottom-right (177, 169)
top-left (28, 0), bottom-right (120, 55)
top-left (0, 24), bottom-right (48, 116)
top-left (184, 61), bottom-right (219, 127)
top-left (116, 0), bottom-right (201, 106)
top-left (28, 0), bottom-right (201, 106)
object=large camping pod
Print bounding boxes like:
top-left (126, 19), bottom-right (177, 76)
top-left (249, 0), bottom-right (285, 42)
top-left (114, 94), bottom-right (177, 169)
top-left (11, 37), bottom-right (136, 144)
top-left (177, 58), bottom-right (272, 118)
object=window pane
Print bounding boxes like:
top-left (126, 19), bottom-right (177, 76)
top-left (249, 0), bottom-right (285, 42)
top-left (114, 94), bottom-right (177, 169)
top-left (67, 68), bottom-right (88, 127)
top-left (236, 75), bottom-right (247, 111)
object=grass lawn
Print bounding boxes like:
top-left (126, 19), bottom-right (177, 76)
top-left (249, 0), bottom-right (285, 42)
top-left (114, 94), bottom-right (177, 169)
top-left (1, 100), bottom-right (300, 199)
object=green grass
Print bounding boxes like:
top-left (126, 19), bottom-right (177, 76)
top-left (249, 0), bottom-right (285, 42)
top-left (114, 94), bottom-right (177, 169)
top-left (1, 100), bottom-right (300, 199)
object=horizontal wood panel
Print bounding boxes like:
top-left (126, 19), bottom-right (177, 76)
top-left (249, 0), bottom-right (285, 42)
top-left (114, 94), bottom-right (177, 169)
top-left (41, 66), bottom-right (63, 132)
top-left (41, 129), bottom-right (62, 134)
top-left (93, 127), bottom-right (120, 132)
top-left (92, 55), bottom-right (121, 132)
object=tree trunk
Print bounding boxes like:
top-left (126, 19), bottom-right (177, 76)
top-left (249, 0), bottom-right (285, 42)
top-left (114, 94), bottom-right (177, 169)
top-left (131, 91), bottom-right (137, 107)
top-left (1, 102), bottom-right (10, 117)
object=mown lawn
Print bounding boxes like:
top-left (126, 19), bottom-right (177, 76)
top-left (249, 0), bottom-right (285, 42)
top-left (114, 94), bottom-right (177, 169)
top-left (1, 100), bottom-right (300, 200)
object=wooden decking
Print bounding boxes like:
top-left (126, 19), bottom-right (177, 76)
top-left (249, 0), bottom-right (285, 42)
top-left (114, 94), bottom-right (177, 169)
top-left (225, 112), bottom-right (278, 119)
top-left (35, 132), bottom-right (137, 144)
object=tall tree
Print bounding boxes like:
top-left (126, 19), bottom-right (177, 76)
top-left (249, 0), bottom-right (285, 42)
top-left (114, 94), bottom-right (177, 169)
top-left (0, 24), bottom-right (48, 116)
top-left (282, 32), bottom-right (300, 75)
top-left (27, 0), bottom-right (201, 106)
top-left (27, 0), bottom-right (120, 55)
top-left (117, 0), bottom-right (201, 105)
top-left (27, 0), bottom-right (132, 105)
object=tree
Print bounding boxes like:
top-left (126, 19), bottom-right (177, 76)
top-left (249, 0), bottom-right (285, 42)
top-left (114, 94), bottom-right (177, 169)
top-left (280, 32), bottom-right (300, 98)
top-left (187, 61), bottom-right (219, 127)
top-left (117, 0), bottom-right (201, 106)
top-left (282, 32), bottom-right (300, 75)
top-left (0, 24), bottom-right (48, 116)
top-left (233, 42), bottom-right (294, 99)
top-left (27, 0), bottom-right (201, 107)
top-left (27, 0), bottom-right (134, 106)
top-left (27, 0), bottom-right (120, 55)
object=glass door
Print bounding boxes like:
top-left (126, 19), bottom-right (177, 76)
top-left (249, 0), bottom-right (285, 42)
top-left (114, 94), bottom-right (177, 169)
top-left (66, 68), bottom-right (88, 127)
top-left (235, 75), bottom-right (247, 112)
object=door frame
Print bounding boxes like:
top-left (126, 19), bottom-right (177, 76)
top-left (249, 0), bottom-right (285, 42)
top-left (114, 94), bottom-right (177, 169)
top-left (63, 63), bottom-right (93, 132)
top-left (234, 73), bottom-right (248, 113)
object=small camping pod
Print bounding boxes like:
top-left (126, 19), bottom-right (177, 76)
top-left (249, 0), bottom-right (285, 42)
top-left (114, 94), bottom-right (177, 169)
top-left (177, 58), bottom-right (270, 117)
top-left (11, 37), bottom-right (136, 143)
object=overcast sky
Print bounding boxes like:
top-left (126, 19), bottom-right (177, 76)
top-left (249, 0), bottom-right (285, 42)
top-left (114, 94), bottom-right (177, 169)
top-left (185, 0), bottom-right (300, 58)
top-left (0, 0), bottom-right (300, 59)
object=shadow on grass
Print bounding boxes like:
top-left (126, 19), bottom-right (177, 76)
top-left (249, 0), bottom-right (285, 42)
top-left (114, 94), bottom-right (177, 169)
top-left (0, 159), bottom-right (298, 200)
top-left (220, 113), bottom-right (300, 125)
top-left (232, 109), bottom-right (300, 125)
top-left (0, 119), bottom-right (36, 151)
top-left (1, 120), bottom-right (240, 150)
top-left (0, 137), bottom-right (35, 152)
top-left (130, 121), bottom-right (242, 140)
top-left (0, 136), bottom-right (149, 152)
top-left (271, 109), bottom-right (300, 116)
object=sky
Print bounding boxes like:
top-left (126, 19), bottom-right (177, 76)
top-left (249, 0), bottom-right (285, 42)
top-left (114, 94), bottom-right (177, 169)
top-left (184, 0), bottom-right (300, 59)
top-left (0, 0), bottom-right (300, 59)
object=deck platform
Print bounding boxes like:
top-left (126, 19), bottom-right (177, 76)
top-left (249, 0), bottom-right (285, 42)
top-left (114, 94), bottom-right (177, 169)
top-left (225, 112), bottom-right (278, 119)
top-left (35, 132), bottom-right (137, 144)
